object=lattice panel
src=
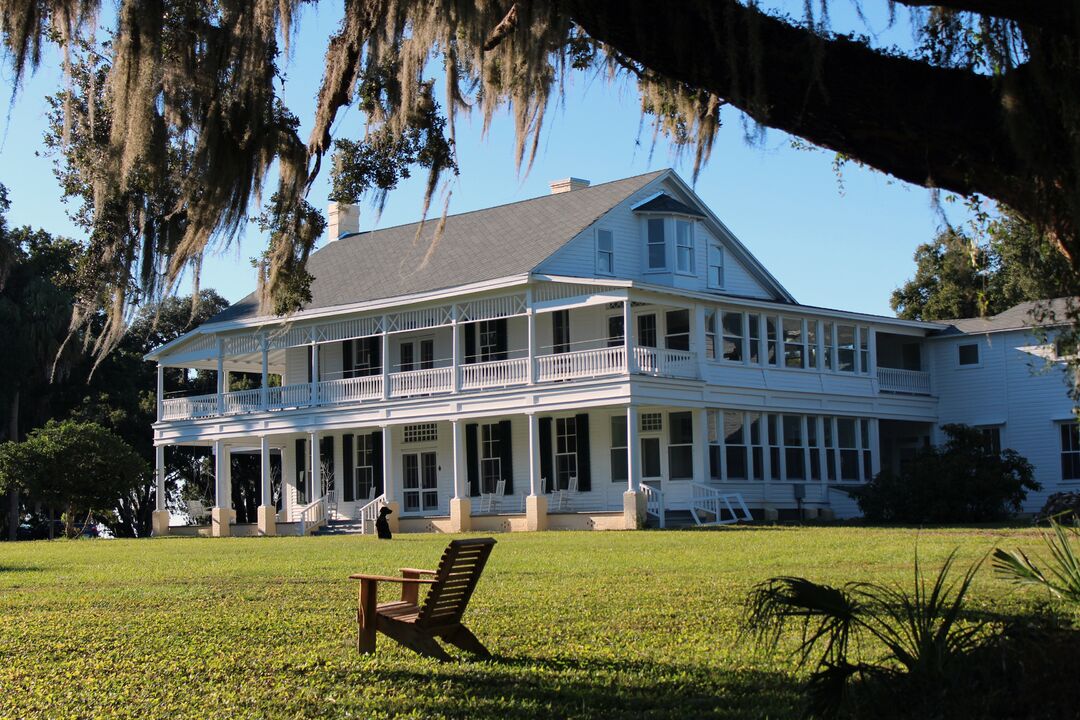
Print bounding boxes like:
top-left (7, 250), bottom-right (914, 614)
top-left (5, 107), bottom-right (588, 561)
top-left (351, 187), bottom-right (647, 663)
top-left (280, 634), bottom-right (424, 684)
top-left (386, 305), bottom-right (453, 333)
top-left (457, 293), bottom-right (526, 322)
top-left (314, 315), bottom-right (382, 342)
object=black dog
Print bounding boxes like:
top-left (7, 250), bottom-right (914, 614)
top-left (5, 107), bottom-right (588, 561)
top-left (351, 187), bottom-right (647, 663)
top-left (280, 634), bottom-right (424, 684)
top-left (375, 506), bottom-right (393, 540)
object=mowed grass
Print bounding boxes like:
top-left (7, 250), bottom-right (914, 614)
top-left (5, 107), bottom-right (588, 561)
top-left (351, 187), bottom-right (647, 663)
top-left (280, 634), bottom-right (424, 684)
top-left (0, 526), bottom-right (1056, 719)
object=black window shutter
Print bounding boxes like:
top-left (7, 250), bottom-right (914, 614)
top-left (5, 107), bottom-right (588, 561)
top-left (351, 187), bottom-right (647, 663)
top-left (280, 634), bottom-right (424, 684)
top-left (306, 349), bottom-right (313, 383)
top-left (295, 438), bottom-right (306, 499)
top-left (343, 340), bottom-right (353, 379)
top-left (539, 417), bottom-right (553, 493)
top-left (371, 431), bottom-right (384, 495)
top-left (466, 423), bottom-right (480, 496)
top-left (342, 434), bottom-right (355, 502)
top-left (495, 318), bottom-right (508, 360)
top-left (464, 323), bottom-right (476, 364)
top-left (575, 413), bottom-right (591, 491)
top-left (498, 419), bottom-right (513, 494)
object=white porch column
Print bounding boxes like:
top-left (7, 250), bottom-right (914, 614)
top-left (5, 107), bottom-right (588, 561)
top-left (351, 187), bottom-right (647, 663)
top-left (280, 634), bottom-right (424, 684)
top-left (152, 444), bottom-right (169, 536)
top-left (310, 343), bottom-right (320, 406)
top-left (868, 327), bottom-right (879, 390)
top-left (449, 419), bottom-right (471, 532)
top-left (693, 304), bottom-right (708, 379)
top-left (156, 364), bottom-right (164, 421)
top-left (309, 430), bottom-right (320, 500)
top-left (527, 289), bottom-right (537, 385)
top-left (216, 339), bottom-right (225, 415)
top-left (260, 337), bottom-right (270, 410)
top-left (623, 405), bottom-right (644, 529)
top-left (623, 298), bottom-right (636, 373)
top-left (815, 320), bottom-right (826, 371)
top-left (525, 412), bottom-right (547, 531)
top-left (257, 434), bottom-right (276, 536)
top-left (381, 425), bottom-right (399, 532)
top-left (381, 316), bottom-right (390, 400)
top-left (692, 407), bottom-right (707, 483)
top-left (212, 439), bottom-right (231, 537)
top-left (451, 306), bottom-right (462, 392)
top-left (854, 326), bottom-right (862, 374)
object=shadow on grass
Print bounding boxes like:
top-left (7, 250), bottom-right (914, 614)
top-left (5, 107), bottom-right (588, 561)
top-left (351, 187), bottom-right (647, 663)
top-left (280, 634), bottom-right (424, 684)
top-left (286, 654), bottom-right (801, 719)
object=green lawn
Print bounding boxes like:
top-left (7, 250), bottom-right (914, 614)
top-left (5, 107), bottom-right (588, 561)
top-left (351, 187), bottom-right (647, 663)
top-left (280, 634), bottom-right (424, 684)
top-left (0, 527), bottom-right (1058, 719)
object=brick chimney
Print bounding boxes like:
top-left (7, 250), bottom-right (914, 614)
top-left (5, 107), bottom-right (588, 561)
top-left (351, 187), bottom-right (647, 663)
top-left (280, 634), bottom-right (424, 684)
top-left (549, 177), bottom-right (590, 194)
top-left (327, 201), bottom-right (360, 241)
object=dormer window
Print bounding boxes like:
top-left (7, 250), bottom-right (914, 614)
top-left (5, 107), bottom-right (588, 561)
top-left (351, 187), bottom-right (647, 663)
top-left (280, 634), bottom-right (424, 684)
top-left (647, 218), bottom-right (666, 270)
top-left (708, 242), bottom-right (724, 288)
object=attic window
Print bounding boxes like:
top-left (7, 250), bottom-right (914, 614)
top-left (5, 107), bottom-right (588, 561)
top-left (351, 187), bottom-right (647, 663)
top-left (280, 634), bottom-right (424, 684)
top-left (647, 218), bottom-right (666, 270)
top-left (958, 343), bottom-right (980, 366)
top-left (708, 242), bottom-right (724, 289)
top-left (596, 229), bottom-right (614, 275)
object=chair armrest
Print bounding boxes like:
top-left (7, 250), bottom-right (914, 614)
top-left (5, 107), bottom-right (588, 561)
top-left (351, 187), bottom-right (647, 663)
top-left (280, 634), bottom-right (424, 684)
top-left (399, 567), bottom-right (438, 576)
top-left (348, 573), bottom-right (437, 584)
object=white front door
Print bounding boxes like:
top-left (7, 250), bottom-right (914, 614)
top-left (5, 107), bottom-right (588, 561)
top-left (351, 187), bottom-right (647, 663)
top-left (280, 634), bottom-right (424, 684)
top-left (402, 451), bottom-right (438, 513)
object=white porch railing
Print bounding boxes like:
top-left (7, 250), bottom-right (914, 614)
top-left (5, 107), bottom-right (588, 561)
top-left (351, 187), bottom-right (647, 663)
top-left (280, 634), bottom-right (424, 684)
top-left (358, 494), bottom-right (388, 535)
top-left (640, 482), bottom-right (665, 529)
top-left (460, 357), bottom-right (530, 390)
top-left (634, 347), bottom-right (697, 378)
top-left (298, 494), bottom-right (328, 535)
top-left (268, 382), bottom-right (312, 410)
top-left (161, 394), bottom-right (218, 420)
top-left (876, 367), bottom-right (931, 395)
top-left (318, 374), bottom-right (382, 404)
top-left (689, 483), bottom-right (752, 526)
top-left (536, 346), bottom-right (625, 382)
top-left (222, 387), bottom-right (262, 415)
top-left (389, 367), bottom-right (454, 397)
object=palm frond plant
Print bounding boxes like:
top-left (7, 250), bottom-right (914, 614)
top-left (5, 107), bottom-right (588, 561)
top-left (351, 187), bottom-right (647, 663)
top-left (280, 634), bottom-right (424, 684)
top-left (993, 518), bottom-right (1080, 605)
top-left (745, 551), bottom-right (987, 718)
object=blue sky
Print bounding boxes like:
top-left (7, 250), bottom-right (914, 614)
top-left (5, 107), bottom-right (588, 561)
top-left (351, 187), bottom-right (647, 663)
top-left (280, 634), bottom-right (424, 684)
top-left (0, 2), bottom-right (972, 317)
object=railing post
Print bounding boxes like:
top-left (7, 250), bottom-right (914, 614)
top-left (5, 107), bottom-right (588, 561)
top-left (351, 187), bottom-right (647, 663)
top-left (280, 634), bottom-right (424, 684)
top-left (623, 296), bottom-right (636, 374)
top-left (451, 305), bottom-right (462, 392)
top-left (310, 342), bottom-right (320, 406)
top-left (216, 338), bottom-right (225, 415)
top-left (156, 364), bottom-right (164, 421)
top-left (694, 303), bottom-right (708, 380)
top-left (627, 406), bottom-right (640, 493)
top-left (381, 315), bottom-right (390, 400)
top-left (260, 335), bottom-right (269, 410)
top-left (526, 288), bottom-right (537, 385)
top-left (868, 327), bottom-right (878, 391)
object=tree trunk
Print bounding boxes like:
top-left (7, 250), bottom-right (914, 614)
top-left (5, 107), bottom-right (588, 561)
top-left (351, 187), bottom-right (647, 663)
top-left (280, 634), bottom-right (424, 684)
top-left (65, 504), bottom-right (76, 539)
top-left (7, 488), bottom-right (17, 541)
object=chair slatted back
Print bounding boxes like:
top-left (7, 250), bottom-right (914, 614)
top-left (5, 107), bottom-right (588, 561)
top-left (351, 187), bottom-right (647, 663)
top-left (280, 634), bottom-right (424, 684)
top-left (417, 538), bottom-right (496, 629)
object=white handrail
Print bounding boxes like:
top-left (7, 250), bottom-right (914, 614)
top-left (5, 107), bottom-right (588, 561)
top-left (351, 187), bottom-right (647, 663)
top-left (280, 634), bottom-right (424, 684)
top-left (389, 367), bottom-right (454, 397)
top-left (689, 483), bottom-right (752, 525)
top-left (267, 382), bottom-right (312, 411)
top-left (359, 493), bottom-right (388, 535)
top-left (634, 347), bottom-right (697, 378)
top-left (536, 346), bottom-right (625, 382)
top-left (460, 358), bottom-right (530, 390)
top-left (298, 494), bottom-right (328, 535)
top-left (876, 367), bottom-right (931, 395)
top-left (318, 374), bottom-right (383, 404)
top-left (222, 387), bottom-right (262, 415)
top-left (640, 483), bottom-right (665, 529)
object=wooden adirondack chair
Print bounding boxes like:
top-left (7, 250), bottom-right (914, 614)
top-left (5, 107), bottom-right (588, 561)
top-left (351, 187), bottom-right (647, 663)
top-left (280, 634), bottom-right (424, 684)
top-left (349, 537), bottom-right (497, 660)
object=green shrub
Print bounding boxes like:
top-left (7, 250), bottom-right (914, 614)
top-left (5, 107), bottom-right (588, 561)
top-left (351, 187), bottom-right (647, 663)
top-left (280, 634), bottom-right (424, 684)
top-left (849, 424), bottom-right (1038, 524)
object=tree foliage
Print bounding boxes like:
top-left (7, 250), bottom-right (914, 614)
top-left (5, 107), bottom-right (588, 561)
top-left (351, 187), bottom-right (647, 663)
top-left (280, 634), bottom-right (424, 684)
top-left (892, 207), bottom-right (1077, 321)
top-left (850, 424), bottom-right (1038, 524)
top-left (0, 419), bottom-right (147, 537)
top-left (4, 0), bottom-right (1080, 360)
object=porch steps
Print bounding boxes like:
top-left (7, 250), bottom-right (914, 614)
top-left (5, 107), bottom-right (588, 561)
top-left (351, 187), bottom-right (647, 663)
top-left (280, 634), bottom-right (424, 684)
top-left (313, 519), bottom-right (367, 536)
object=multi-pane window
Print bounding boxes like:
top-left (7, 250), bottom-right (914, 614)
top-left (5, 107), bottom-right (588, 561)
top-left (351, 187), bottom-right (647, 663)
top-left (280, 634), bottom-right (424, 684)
top-left (837, 418), bottom-right (859, 480)
top-left (665, 310), bottom-right (690, 351)
top-left (823, 322), bottom-right (835, 371)
top-left (766, 317), bottom-right (779, 366)
top-left (859, 327), bottom-right (870, 373)
top-left (352, 336), bottom-right (381, 377)
top-left (807, 322), bottom-right (818, 370)
top-left (958, 343), bottom-right (980, 366)
top-left (783, 318), bottom-right (804, 369)
top-left (707, 410), bottom-right (722, 479)
top-left (861, 419), bottom-right (873, 479)
top-left (668, 412), bottom-right (694, 479)
top-left (398, 338), bottom-right (433, 372)
top-left (399, 342), bottom-right (414, 373)
top-left (767, 414), bottom-right (781, 480)
top-left (837, 325), bottom-right (856, 372)
top-left (596, 229), bottom-right (614, 274)
top-left (402, 452), bottom-right (438, 511)
top-left (641, 437), bottom-right (662, 477)
top-left (638, 314), bottom-right (657, 348)
top-left (675, 220), bottom-right (694, 274)
top-left (552, 310), bottom-right (570, 354)
top-left (708, 243), bottom-right (724, 288)
top-left (403, 423), bottom-right (438, 443)
top-left (705, 310), bottom-right (717, 360)
top-left (979, 426), bottom-right (1002, 455)
top-left (355, 433), bottom-right (376, 500)
top-left (610, 416), bottom-right (628, 482)
top-left (555, 417), bottom-right (578, 489)
top-left (641, 412), bottom-right (663, 432)
top-left (1061, 424), bottom-right (1080, 480)
top-left (607, 316), bottom-right (625, 348)
top-left (722, 311), bottom-right (744, 362)
top-left (480, 423), bottom-right (503, 494)
top-left (724, 411), bottom-right (748, 480)
top-left (748, 314), bottom-right (761, 365)
top-left (807, 417), bottom-right (821, 481)
top-left (824, 419), bottom-right (837, 480)
top-left (749, 412), bottom-right (764, 480)
top-left (783, 415), bottom-right (806, 480)
top-left (647, 218), bottom-right (666, 270)
top-left (479, 320), bottom-right (501, 361)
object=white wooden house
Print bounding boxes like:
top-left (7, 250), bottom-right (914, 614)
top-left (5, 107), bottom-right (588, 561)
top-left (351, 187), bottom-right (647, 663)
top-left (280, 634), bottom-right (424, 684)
top-left (144, 169), bottom-right (1078, 536)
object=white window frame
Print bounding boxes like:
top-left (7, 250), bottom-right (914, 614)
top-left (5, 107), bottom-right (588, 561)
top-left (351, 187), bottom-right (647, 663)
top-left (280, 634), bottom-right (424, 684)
top-left (355, 433), bottom-right (376, 500)
top-left (721, 310), bottom-right (744, 363)
top-left (645, 218), bottom-right (667, 272)
top-left (554, 416), bottom-right (578, 490)
top-left (707, 242), bottom-right (724, 289)
top-left (480, 423), bottom-right (502, 495)
top-left (957, 342), bottom-right (981, 368)
top-left (674, 219), bottom-right (695, 275)
top-left (403, 423), bottom-right (438, 444)
top-left (1061, 423), bottom-right (1080, 482)
top-left (596, 228), bottom-right (615, 275)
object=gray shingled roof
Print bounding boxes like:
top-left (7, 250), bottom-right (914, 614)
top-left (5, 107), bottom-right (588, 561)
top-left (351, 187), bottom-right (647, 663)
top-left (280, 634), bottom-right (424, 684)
top-left (633, 193), bottom-right (705, 217)
top-left (210, 170), bottom-right (666, 324)
top-left (939, 297), bottom-right (1078, 335)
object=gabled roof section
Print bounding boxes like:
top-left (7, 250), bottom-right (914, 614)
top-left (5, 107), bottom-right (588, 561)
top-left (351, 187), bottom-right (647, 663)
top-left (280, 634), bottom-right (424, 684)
top-left (209, 170), bottom-right (666, 324)
top-left (937, 297), bottom-right (1078, 336)
top-left (632, 193), bottom-right (706, 218)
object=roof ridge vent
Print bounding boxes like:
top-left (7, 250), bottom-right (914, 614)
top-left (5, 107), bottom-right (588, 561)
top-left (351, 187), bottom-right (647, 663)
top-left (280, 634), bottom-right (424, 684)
top-left (549, 177), bottom-right (590, 194)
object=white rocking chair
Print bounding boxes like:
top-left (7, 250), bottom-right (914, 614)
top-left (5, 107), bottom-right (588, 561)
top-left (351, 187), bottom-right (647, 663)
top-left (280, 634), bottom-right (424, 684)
top-left (550, 475), bottom-right (578, 512)
top-left (478, 479), bottom-right (505, 514)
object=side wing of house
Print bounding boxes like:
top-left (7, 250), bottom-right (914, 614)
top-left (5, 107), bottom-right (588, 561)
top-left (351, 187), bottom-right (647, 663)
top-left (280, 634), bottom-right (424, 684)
top-left (534, 171), bottom-right (792, 302)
